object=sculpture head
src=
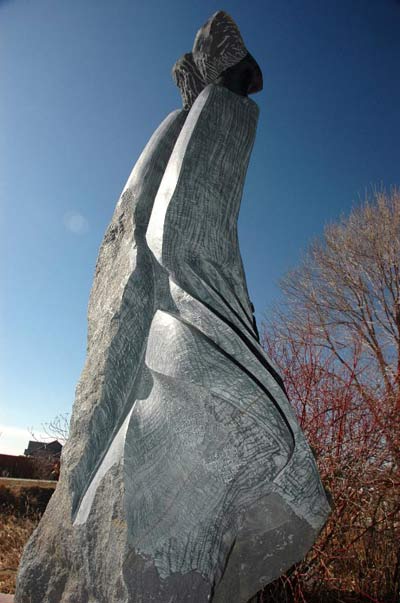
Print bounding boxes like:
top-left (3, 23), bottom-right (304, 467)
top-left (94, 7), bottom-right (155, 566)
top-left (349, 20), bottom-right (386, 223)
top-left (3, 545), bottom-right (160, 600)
top-left (173, 11), bottom-right (263, 110)
top-left (193, 11), bottom-right (263, 94)
top-left (192, 11), bottom-right (247, 83)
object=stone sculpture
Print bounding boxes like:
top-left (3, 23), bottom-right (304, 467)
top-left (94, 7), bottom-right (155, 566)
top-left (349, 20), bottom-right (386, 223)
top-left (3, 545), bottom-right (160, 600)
top-left (15, 11), bottom-right (330, 603)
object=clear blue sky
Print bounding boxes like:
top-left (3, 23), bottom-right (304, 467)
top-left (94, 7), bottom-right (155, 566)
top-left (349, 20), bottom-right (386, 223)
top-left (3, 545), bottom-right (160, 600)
top-left (1, 0), bottom-right (400, 453)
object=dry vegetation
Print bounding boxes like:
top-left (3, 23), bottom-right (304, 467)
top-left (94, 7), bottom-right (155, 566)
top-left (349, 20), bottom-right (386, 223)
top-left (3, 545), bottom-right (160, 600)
top-left (260, 323), bottom-right (399, 603)
top-left (0, 512), bottom-right (38, 594)
top-left (260, 190), bottom-right (400, 602)
top-left (0, 485), bottom-right (53, 594)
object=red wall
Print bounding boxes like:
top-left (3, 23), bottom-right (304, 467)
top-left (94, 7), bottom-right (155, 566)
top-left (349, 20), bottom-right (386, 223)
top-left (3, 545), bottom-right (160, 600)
top-left (0, 454), bottom-right (36, 478)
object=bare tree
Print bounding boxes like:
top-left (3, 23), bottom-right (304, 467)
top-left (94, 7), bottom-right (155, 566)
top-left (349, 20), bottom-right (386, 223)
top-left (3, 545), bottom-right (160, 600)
top-left (41, 413), bottom-right (70, 445)
top-left (29, 413), bottom-right (70, 446)
top-left (260, 189), bottom-right (400, 601)
top-left (277, 188), bottom-right (400, 462)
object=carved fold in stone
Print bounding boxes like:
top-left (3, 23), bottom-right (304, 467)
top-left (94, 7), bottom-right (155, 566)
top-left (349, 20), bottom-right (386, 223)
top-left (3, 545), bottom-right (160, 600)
top-left (141, 84), bottom-right (329, 601)
top-left (66, 108), bottom-right (187, 520)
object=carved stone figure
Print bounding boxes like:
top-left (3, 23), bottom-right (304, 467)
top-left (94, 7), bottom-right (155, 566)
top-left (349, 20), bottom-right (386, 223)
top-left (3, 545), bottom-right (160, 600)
top-left (15, 12), bottom-right (330, 603)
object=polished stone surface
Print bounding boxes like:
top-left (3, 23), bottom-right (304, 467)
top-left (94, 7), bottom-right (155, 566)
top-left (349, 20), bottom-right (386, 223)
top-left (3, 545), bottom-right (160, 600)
top-left (145, 84), bottom-right (330, 601)
top-left (15, 82), bottom-right (329, 602)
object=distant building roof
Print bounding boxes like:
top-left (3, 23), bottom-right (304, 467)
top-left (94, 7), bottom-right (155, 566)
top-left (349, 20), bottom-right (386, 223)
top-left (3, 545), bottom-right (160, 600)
top-left (24, 440), bottom-right (63, 457)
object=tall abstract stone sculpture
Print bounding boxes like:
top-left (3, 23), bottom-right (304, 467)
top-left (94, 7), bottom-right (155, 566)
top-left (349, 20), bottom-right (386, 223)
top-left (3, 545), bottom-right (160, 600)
top-left (15, 11), bottom-right (330, 603)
